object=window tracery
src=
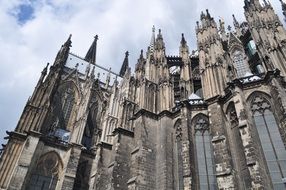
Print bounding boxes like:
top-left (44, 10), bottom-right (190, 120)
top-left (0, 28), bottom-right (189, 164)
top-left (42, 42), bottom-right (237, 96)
top-left (232, 50), bottom-right (248, 78)
top-left (28, 152), bottom-right (62, 190)
top-left (251, 95), bottom-right (286, 189)
top-left (193, 115), bottom-right (216, 190)
top-left (173, 120), bottom-right (184, 190)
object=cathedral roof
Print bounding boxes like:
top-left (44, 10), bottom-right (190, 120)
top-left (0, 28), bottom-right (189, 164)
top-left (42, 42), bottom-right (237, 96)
top-left (189, 93), bottom-right (202, 100)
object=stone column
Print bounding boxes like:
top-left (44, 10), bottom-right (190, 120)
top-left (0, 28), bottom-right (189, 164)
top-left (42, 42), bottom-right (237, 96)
top-left (208, 102), bottom-right (235, 189)
top-left (61, 144), bottom-right (82, 190)
top-left (8, 131), bottom-right (41, 190)
top-left (233, 87), bottom-right (264, 189)
top-left (0, 132), bottom-right (26, 189)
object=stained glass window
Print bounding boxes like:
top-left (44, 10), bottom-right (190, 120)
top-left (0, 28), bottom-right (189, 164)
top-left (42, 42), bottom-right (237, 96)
top-left (251, 96), bottom-right (286, 189)
top-left (233, 51), bottom-right (248, 78)
top-left (61, 87), bottom-right (75, 127)
top-left (194, 116), bottom-right (217, 189)
top-left (28, 152), bottom-right (62, 190)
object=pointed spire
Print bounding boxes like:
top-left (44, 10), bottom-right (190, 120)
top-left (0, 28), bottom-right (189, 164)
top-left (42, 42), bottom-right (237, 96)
top-left (232, 14), bottom-right (239, 28)
top-left (119, 51), bottom-right (129, 77)
top-left (280, 0), bottom-right (286, 20)
top-left (64, 34), bottom-right (72, 48)
top-left (251, 0), bottom-right (262, 8)
top-left (105, 67), bottom-right (111, 88)
top-left (42, 62), bottom-right (49, 76)
top-left (150, 26), bottom-right (156, 53)
top-left (135, 49), bottom-right (145, 72)
top-left (244, 0), bottom-right (251, 10)
top-left (140, 49), bottom-right (144, 59)
top-left (219, 19), bottom-right (226, 33)
top-left (180, 33), bottom-right (187, 46)
top-left (54, 34), bottom-right (72, 66)
top-left (180, 33), bottom-right (189, 59)
top-left (155, 29), bottom-right (165, 50)
top-left (157, 29), bottom-right (163, 39)
top-left (206, 9), bottom-right (211, 19)
top-left (36, 62), bottom-right (49, 86)
top-left (85, 35), bottom-right (98, 64)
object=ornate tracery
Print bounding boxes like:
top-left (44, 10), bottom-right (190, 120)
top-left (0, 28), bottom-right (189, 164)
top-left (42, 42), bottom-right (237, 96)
top-left (28, 152), bottom-right (63, 190)
top-left (251, 95), bottom-right (286, 189)
top-left (173, 119), bottom-right (184, 190)
top-left (193, 115), bottom-right (216, 190)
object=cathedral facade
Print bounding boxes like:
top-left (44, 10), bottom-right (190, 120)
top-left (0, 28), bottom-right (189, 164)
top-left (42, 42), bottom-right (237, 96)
top-left (2, 0), bottom-right (286, 189)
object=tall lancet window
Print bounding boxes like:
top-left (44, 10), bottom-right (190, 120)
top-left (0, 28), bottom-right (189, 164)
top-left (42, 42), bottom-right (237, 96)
top-left (52, 86), bottom-right (75, 130)
top-left (193, 115), bottom-right (216, 190)
top-left (61, 87), bottom-right (75, 127)
top-left (251, 95), bottom-right (286, 189)
top-left (173, 120), bottom-right (184, 190)
top-left (233, 50), bottom-right (248, 78)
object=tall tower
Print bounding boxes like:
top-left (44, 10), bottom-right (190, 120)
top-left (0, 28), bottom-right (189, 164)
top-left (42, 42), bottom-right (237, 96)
top-left (244, 0), bottom-right (286, 76)
top-left (178, 33), bottom-right (192, 99)
top-left (280, 0), bottom-right (286, 21)
top-left (135, 27), bottom-right (174, 112)
top-left (0, 35), bottom-right (113, 190)
top-left (196, 10), bottom-right (228, 99)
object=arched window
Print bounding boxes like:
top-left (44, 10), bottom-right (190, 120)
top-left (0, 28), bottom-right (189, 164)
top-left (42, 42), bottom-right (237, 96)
top-left (251, 95), bottom-right (286, 189)
top-left (51, 85), bottom-right (75, 130)
top-left (173, 120), bottom-right (184, 190)
top-left (28, 152), bottom-right (62, 190)
top-left (232, 50), bottom-right (248, 78)
top-left (193, 115), bottom-right (216, 190)
top-left (61, 87), bottom-right (75, 127)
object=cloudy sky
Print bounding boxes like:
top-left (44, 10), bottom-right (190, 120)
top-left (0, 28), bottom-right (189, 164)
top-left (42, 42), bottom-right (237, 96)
top-left (0, 0), bottom-right (284, 145)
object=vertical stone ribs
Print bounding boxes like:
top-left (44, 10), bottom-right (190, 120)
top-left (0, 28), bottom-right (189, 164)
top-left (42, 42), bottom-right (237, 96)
top-left (209, 103), bottom-right (235, 189)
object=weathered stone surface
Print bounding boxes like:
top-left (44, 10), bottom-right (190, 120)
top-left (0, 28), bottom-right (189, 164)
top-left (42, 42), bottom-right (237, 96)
top-left (1, 1), bottom-right (286, 190)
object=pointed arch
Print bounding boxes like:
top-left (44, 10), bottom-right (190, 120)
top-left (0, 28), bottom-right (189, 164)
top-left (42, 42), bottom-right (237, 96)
top-left (28, 151), bottom-right (63, 190)
top-left (230, 48), bottom-right (249, 78)
top-left (51, 81), bottom-right (79, 131)
top-left (191, 113), bottom-right (217, 189)
top-left (173, 119), bottom-right (184, 190)
top-left (248, 92), bottom-right (286, 189)
top-left (246, 91), bottom-right (272, 105)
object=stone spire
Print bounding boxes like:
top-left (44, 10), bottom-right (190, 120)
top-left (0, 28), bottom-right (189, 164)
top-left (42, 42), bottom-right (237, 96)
top-left (54, 34), bottom-right (72, 66)
top-left (149, 26), bottom-right (156, 53)
top-left (232, 14), bottom-right (242, 36)
top-left (251, 0), bottom-right (262, 8)
top-left (196, 9), bottom-right (228, 99)
top-left (232, 14), bottom-right (239, 28)
top-left (119, 51), bottom-right (129, 77)
top-left (280, 0), bottom-right (286, 21)
top-left (85, 35), bottom-right (98, 64)
top-left (180, 33), bottom-right (189, 59)
top-left (155, 29), bottom-right (165, 50)
top-left (180, 33), bottom-right (187, 47)
top-left (244, 0), bottom-right (286, 76)
top-left (219, 18), bottom-right (227, 41)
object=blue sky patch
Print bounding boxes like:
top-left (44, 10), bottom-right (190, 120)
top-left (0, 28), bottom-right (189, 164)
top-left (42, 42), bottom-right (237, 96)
top-left (16, 3), bottom-right (35, 24)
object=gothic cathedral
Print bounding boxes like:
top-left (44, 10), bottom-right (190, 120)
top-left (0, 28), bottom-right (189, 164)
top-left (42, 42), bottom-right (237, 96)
top-left (2, 0), bottom-right (286, 189)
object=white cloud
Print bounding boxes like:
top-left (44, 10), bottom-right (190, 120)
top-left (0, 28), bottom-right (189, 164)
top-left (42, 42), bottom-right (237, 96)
top-left (0, 0), bottom-right (284, 144)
